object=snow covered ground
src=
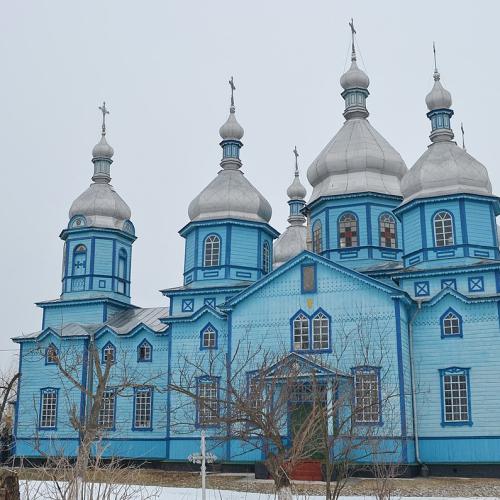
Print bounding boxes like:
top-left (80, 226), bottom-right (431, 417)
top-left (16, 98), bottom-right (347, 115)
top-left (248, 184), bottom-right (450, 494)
top-left (18, 482), bottom-right (500, 500)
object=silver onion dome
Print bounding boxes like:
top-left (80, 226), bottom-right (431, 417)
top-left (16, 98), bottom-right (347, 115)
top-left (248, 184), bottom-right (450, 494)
top-left (340, 59), bottom-right (370, 90)
top-left (401, 59), bottom-right (492, 205)
top-left (69, 183), bottom-right (131, 229)
top-left (425, 70), bottom-right (452, 111)
top-left (273, 225), bottom-right (307, 268)
top-left (188, 81), bottom-right (272, 224)
top-left (401, 140), bottom-right (492, 204)
top-left (287, 173), bottom-right (307, 200)
top-left (273, 150), bottom-right (307, 268)
top-left (219, 107), bottom-right (244, 140)
top-left (92, 133), bottom-right (114, 159)
top-left (307, 27), bottom-right (407, 204)
top-left (69, 103), bottom-right (132, 230)
top-left (188, 170), bottom-right (272, 223)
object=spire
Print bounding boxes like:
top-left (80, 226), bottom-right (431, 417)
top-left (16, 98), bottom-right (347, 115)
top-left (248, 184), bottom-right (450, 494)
top-left (461, 122), bottom-right (467, 152)
top-left (219, 77), bottom-right (244, 170)
top-left (286, 147), bottom-right (306, 225)
top-left (340, 19), bottom-right (370, 120)
top-left (92, 101), bottom-right (114, 183)
top-left (425, 43), bottom-right (454, 143)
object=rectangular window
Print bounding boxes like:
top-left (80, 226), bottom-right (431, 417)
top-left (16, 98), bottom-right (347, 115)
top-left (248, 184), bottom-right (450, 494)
top-left (301, 264), bottom-right (316, 293)
top-left (197, 378), bottom-right (219, 426)
top-left (354, 368), bottom-right (381, 424)
top-left (98, 389), bottom-right (116, 429)
top-left (442, 370), bottom-right (470, 424)
top-left (134, 387), bottom-right (152, 429)
top-left (40, 389), bottom-right (58, 429)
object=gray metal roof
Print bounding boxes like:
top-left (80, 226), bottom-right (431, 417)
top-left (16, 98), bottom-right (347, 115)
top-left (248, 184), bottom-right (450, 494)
top-left (401, 138), bottom-right (492, 205)
top-left (14, 307), bottom-right (169, 341)
top-left (307, 118), bottom-right (408, 202)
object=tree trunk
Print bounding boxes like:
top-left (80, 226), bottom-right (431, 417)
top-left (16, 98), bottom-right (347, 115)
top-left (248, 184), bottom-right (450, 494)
top-left (276, 485), bottom-right (293, 500)
top-left (0, 469), bottom-right (19, 500)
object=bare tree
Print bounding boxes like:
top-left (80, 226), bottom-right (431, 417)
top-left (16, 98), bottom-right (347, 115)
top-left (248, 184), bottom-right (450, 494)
top-left (27, 338), bottom-right (166, 500)
top-left (18, 449), bottom-right (160, 500)
top-left (169, 343), bottom-right (328, 500)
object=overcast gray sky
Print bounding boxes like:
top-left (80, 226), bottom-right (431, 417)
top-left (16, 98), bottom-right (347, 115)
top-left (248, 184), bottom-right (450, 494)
top-left (1, 1), bottom-right (498, 367)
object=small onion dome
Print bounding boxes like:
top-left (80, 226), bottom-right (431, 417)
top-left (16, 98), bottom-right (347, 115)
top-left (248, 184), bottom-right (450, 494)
top-left (69, 182), bottom-right (131, 230)
top-left (307, 118), bottom-right (407, 203)
top-left (340, 59), bottom-right (370, 90)
top-left (425, 71), bottom-right (452, 111)
top-left (401, 141), bottom-right (492, 204)
top-left (273, 225), bottom-right (307, 268)
top-left (92, 134), bottom-right (114, 159)
top-left (219, 108), bottom-right (244, 140)
top-left (287, 173), bottom-right (307, 200)
top-left (188, 169), bottom-right (272, 223)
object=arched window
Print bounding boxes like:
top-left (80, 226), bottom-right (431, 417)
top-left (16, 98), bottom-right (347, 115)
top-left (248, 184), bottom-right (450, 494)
top-left (102, 342), bottom-right (116, 365)
top-left (293, 313), bottom-right (309, 351)
top-left (200, 325), bottom-right (217, 350)
top-left (262, 241), bottom-right (270, 274)
top-left (312, 221), bottom-right (322, 254)
top-left (117, 249), bottom-right (127, 295)
top-left (312, 312), bottom-right (329, 350)
top-left (339, 213), bottom-right (358, 248)
top-left (434, 211), bottom-right (454, 247)
top-left (138, 340), bottom-right (152, 362)
top-left (73, 244), bottom-right (87, 275)
top-left (204, 235), bottom-right (220, 267)
top-left (379, 213), bottom-right (397, 248)
top-left (441, 309), bottom-right (462, 337)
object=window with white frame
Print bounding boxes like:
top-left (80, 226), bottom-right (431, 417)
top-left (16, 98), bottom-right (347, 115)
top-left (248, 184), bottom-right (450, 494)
top-left (138, 340), bottom-right (152, 361)
top-left (379, 213), bottom-right (397, 248)
top-left (102, 343), bottom-right (115, 364)
top-left (442, 311), bottom-right (461, 336)
top-left (134, 387), bottom-right (152, 429)
top-left (434, 211), bottom-right (454, 247)
top-left (312, 221), bottom-right (322, 254)
top-left (339, 213), bottom-right (358, 248)
top-left (201, 325), bottom-right (217, 349)
top-left (204, 235), bottom-right (220, 267)
top-left (98, 389), bottom-right (116, 429)
top-left (197, 378), bottom-right (219, 425)
top-left (312, 312), bottom-right (329, 350)
top-left (262, 241), bottom-right (270, 274)
top-left (293, 313), bottom-right (309, 351)
top-left (354, 368), bottom-right (380, 423)
top-left (40, 388), bottom-right (58, 429)
top-left (442, 369), bottom-right (469, 423)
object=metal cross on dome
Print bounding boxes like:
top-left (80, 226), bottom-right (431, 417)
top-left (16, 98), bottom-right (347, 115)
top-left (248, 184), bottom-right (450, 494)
top-left (99, 101), bottom-right (109, 134)
top-left (229, 76), bottom-right (236, 108)
top-left (293, 146), bottom-right (299, 175)
top-left (349, 18), bottom-right (356, 55)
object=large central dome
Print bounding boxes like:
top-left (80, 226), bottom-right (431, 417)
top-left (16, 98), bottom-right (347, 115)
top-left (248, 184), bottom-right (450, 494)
top-left (307, 49), bottom-right (407, 204)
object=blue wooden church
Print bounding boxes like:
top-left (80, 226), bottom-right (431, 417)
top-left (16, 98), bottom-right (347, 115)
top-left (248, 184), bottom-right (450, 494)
top-left (12, 32), bottom-right (500, 475)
